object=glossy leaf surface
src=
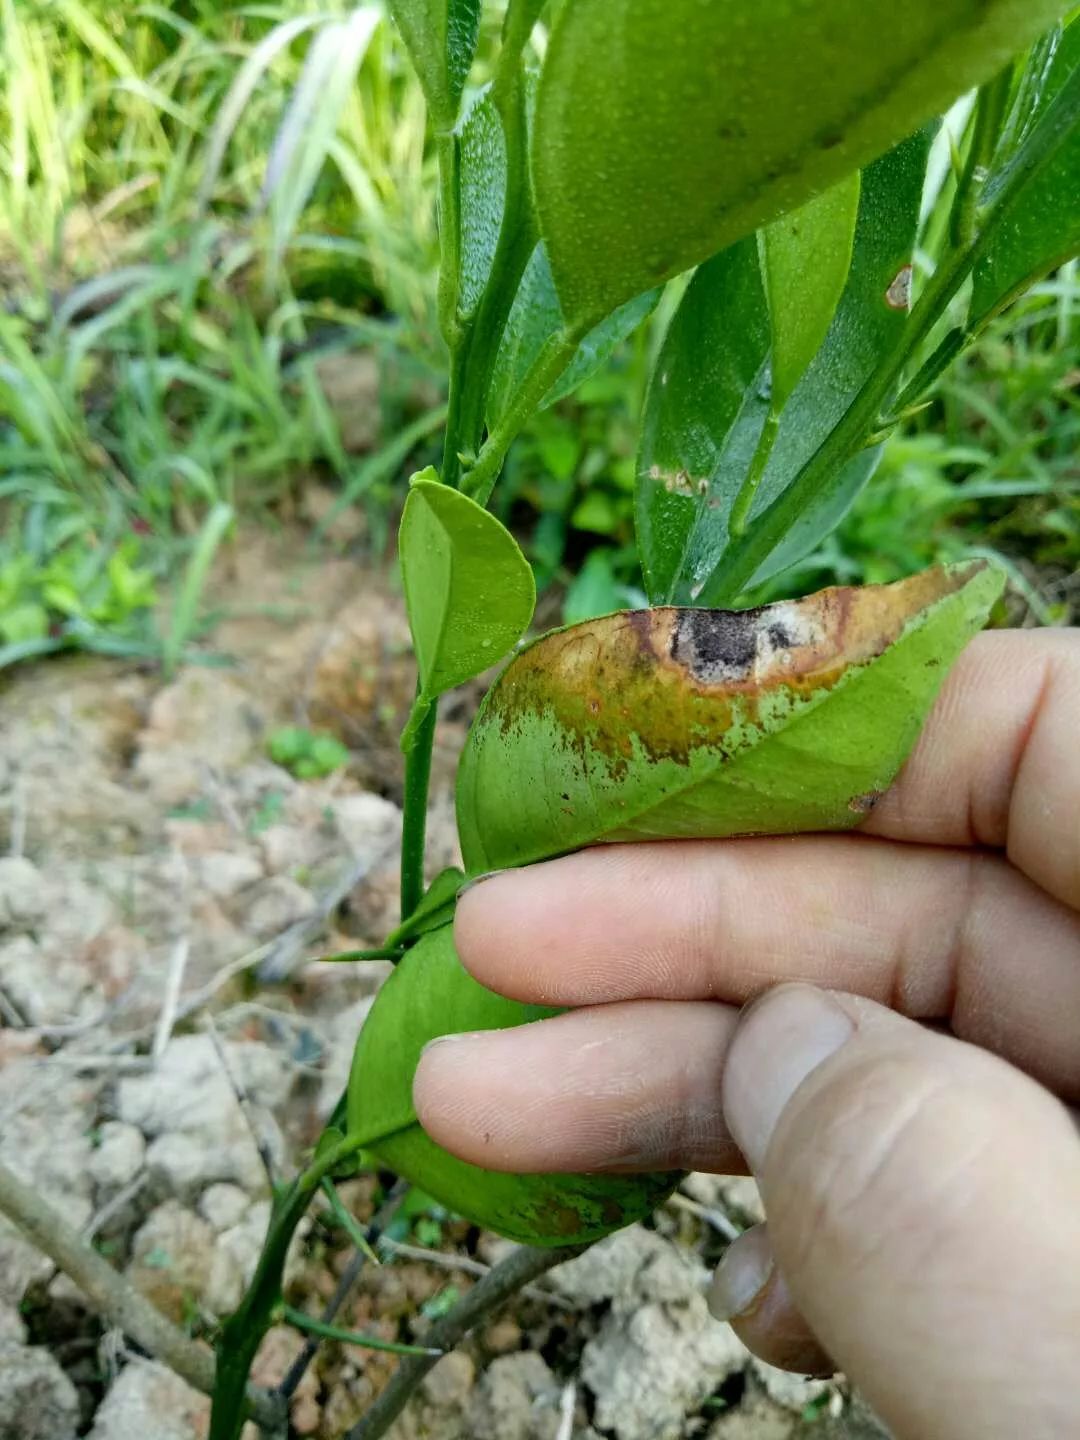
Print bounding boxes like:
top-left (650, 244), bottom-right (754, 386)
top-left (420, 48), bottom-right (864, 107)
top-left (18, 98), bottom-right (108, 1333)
top-left (347, 923), bottom-right (678, 1244)
top-left (763, 173), bottom-right (862, 408)
top-left (387, 0), bottom-right (481, 126)
top-left (399, 471), bottom-right (535, 705)
top-left (637, 134), bottom-right (930, 604)
top-left (457, 562), bottom-right (1003, 873)
top-left (487, 243), bottom-right (660, 428)
top-left (532, 0), bottom-right (1070, 325)
top-left (970, 18), bottom-right (1080, 327)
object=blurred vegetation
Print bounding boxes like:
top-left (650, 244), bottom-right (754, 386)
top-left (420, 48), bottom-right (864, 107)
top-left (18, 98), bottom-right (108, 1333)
top-left (1, 1), bottom-right (1077, 671)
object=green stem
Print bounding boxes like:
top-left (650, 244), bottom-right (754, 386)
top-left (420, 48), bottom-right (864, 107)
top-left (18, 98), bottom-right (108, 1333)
top-left (728, 407), bottom-right (781, 540)
top-left (209, 1136), bottom-right (360, 1440)
top-left (949, 67), bottom-right (1012, 252)
top-left (399, 695), bottom-right (438, 922)
top-left (699, 62), bottom-right (1080, 608)
top-left (436, 131), bottom-right (463, 351)
top-left (281, 1306), bottom-right (442, 1358)
top-left (316, 946), bottom-right (405, 965)
top-left (462, 327), bottom-right (584, 506)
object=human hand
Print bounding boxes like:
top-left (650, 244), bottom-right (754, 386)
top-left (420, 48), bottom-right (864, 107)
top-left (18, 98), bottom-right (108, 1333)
top-left (415, 629), bottom-right (1080, 1440)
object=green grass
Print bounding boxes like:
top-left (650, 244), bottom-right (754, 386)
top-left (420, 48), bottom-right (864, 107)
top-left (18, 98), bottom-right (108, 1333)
top-left (0, 2), bottom-right (1077, 670)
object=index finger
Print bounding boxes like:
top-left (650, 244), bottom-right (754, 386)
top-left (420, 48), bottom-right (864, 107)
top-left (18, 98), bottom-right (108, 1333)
top-left (860, 628), bottom-right (1079, 907)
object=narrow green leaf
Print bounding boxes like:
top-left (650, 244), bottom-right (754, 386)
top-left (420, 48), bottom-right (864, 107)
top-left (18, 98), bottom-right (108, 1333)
top-left (637, 134), bottom-right (929, 604)
top-left (263, 10), bottom-right (382, 274)
top-left (762, 173), bottom-right (862, 409)
top-left (399, 470), bottom-right (536, 704)
top-left (532, 0), bottom-right (1071, 326)
top-left (487, 243), bottom-right (660, 428)
top-left (347, 923), bottom-right (678, 1245)
top-left (970, 18), bottom-right (1080, 327)
top-left (457, 562), bottom-right (1004, 873)
top-left (387, 0), bottom-right (482, 126)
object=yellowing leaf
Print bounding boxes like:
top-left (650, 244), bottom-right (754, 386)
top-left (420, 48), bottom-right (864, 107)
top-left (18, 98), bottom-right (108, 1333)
top-left (457, 562), bottom-right (1004, 872)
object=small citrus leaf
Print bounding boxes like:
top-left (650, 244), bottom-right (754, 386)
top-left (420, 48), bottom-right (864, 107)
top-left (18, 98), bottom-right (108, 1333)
top-left (970, 17), bottom-right (1080, 327)
top-left (386, 0), bottom-right (481, 126)
top-left (532, 0), bottom-right (1071, 326)
top-left (400, 470), bottom-right (536, 704)
top-left (385, 866), bottom-right (466, 948)
top-left (458, 86), bottom-right (507, 321)
top-left (347, 923), bottom-right (678, 1245)
top-left (487, 243), bottom-right (661, 428)
top-left (762, 172), bottom-right (862, 410)
top-left (637, 133), bottom-right (930, 603)
top-left (457, 561), bottom-right (1004, 873)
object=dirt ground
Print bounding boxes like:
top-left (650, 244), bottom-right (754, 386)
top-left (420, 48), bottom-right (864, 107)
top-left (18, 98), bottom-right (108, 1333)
top-left (0, 524), bottom-right (890, 1440)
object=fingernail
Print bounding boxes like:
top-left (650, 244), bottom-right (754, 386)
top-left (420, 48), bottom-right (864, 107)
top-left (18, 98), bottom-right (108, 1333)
top-left (420, 1031), bottom-right (481, 1056)
top-left (708, 1224), bottom-right (774, 1322)
top-left (456, 870), bottom-right (508, 899)
top-left (723, 984), bottom-right (854, 1174)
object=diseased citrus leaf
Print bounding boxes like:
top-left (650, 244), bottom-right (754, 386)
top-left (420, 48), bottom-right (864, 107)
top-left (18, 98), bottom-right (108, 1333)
top-left (457, 561), bottom-right (1003, 873)
top-left (347, 923), bottom-right (678, 1245)
top-left (386, 0), bottom-right (481, 126)
top-left (637, 134), bottom-right (930, 605)
top-left (762, 173), bottom-right (862, 409)
top-left (970, 17), bottom-right (1080, 328)
top-left (532, 0), bottom-right (1070, 326)
top-left (399, 470), bottom-right (536, 709)
top-left (487, 243), bottom-right (660, 428)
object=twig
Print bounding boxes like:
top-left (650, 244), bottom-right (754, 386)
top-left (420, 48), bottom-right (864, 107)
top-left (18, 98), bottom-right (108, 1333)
top-left (202, 1014), bottom-right (278, 1189)
top-left (83, 1171), bottom-right (150, 1243)
top-left (0, 1157), bottom-right (283, 1432)
top-left (377, 1238), bottom-right (574, 1310)
top-left (669, 1191), bottom-right (741, 1242)
top-left (152, 935), bottom-right (191, 1060)
top-left (555, 1382), bottom-right (576, 1440)
top-left (277, 1181), bottom-right (408, 1402)
top-left (0, 985), bottom-right (28, 1028)
top-left (345, 1244), bottom-right (585, 1440)
top-left (257, 850), bottom-right (389, 984)
top-left (9, 774), bottom-right (26, 858)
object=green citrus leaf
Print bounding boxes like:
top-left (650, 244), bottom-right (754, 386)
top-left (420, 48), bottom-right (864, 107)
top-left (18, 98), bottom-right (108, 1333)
top-left (487, 243), bottom-right (660, 429)
top-left (763, 172), bottom-right (862, 409)
top-left (532, 0), bottom-right (1071, 326)
top-left (457, 561), bottom-right (1004, 873)
top-left (458, 86), bottom-right (507, 321)
top-left (637, 133), bottom-right (930, 604)
top-left (386, 0), bottom-right (481, 126)
top-left (385, 866), bottom-right (466, 948)
top-left (970, 17), bottom-right (1080, 328)
top-left (400, 470), bottom-right (536, 706)
top-left (347, 923), bottom-right (678, 1244)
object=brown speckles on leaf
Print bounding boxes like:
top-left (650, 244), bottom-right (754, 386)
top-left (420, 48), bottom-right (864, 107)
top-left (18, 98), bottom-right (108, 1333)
top-left (848, 790), bottom-right (884, 814)
top-left (647, 464), bottom-right (709, 498)
top-left (886, 263), bottom-right (914, 311)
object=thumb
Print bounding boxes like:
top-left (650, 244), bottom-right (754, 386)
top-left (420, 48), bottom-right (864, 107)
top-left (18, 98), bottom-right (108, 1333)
top-left (716, 985), bottom-right (1080, 1440)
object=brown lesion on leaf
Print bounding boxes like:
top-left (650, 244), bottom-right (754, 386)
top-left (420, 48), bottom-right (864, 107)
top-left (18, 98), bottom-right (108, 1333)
top-left (848, 790), bottom-right (884, 814)
top-left (647, 464), bottom-right (710, 498)
top-left (484, 563), bottom-right (985, 774)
